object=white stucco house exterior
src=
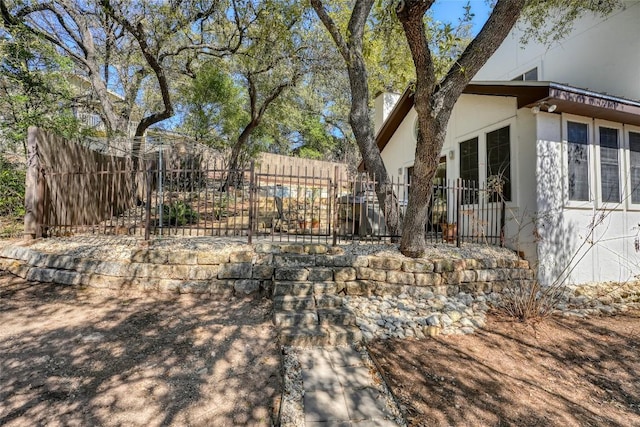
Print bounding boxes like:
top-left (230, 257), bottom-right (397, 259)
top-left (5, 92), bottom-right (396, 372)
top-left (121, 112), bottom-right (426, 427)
top-left (374, 1), bottom-right (640, 285)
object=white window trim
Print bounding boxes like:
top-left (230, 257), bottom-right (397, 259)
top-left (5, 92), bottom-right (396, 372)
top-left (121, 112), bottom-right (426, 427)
top-left (562, 114), bottom-right (595, 209)
top-left (625, 124), bottom-right (640, 211)
top-left (510, 60), bottom-right (543, 82)
top-left (453, 117), bottom-right (517, 207)
top-left (594, 119), bottom-right (625, 210)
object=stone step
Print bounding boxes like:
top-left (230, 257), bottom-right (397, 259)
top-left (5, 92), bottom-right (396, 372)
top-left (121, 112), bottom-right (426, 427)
top-left (315, 294), bottom-right (343, 309)
top-left (325, 325), bottom-right (363, 346)
top-left (278, 325), bottom-right (362, 347)
top-left (318, 308), bottom-right (357, 327)
top-left (274, 310), bottom-right (318, 327)
top-left (273, 295), bottom-right (316, 311)
top-left (273, 281), bottom-right (337, 297)
top-left (278, 325), bottom-right (328, 347)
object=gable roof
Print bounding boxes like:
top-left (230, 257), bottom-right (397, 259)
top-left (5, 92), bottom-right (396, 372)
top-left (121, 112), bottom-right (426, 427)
top-left (374, 80), bottom-right (640, 158)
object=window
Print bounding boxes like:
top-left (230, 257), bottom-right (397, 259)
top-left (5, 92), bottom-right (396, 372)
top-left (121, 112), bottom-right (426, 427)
top-left (599, 127), bottom-right (620, 203)
top-left (511, 67), bottom-right (538, 81)
top-left (567, 121), bottom-right (590, 201)
top-left (486, 126), bottom-right (511, 201)
top-left (460, 137), bottom-right (478, 203)
top-left (630, 132), bottom-right (640, 204)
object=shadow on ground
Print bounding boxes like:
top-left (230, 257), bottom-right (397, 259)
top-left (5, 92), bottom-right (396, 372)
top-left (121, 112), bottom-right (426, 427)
top-left (370, 312), bottom-right (640, 427)
top-left (0, 271), bottom-right (280, 427)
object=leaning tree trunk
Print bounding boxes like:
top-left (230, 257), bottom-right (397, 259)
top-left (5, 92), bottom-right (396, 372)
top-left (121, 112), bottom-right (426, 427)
top-left (310, 0), bottom-right (401, 239)
top-left (347, 50), bottom-right (401, 239)
top-left (222, 123), bottom-right (255, 192)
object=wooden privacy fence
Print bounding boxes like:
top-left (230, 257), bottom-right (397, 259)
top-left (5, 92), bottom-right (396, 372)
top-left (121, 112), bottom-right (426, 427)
top-left (27, 165), bottom-right (506, 247)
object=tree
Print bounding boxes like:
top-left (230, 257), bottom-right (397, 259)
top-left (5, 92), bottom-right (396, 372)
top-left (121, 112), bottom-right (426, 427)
top-left (0, 0), bottom-right (232, 165)
top-left (310, 0), bottom-right (402, 238)
top-left (0, 26), bottom-right (82, 157)
top-left (177, 63), bottom-right (247, 149)
top-left (222, 1), bottom-right (308, 179)
top-left (395, 0), bottom-right (621, 257)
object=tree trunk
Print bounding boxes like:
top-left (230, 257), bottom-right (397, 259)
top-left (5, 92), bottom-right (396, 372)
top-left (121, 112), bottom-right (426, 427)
top-left (346, 61), bottom-right (401, 239)
top-left (397, 0), bottom-right (526, 257)
top-left (399, 115), bottom-right (448, 257)
top-left (222, 123), bottom-right (255, 192)
top-left (311, 0), bottom-right (401, 239)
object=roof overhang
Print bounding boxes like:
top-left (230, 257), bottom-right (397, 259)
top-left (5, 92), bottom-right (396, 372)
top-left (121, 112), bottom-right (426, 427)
top-left (361, 81), bottom-right (640, 171)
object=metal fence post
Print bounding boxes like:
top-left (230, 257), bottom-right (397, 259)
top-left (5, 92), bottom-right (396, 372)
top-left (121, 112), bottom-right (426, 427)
top-left (248, 161), bottom-right (255, 244)
top-left (456, 178), bottom-right (462, 248)
top-left (500, 196), bottom-right (506, 247)
top-left (332, 165), bottom-right (339, 246)
top-left (144, 160), bottom-right (152, 241)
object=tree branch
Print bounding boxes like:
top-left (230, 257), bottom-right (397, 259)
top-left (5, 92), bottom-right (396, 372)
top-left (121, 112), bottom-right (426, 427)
top-left (437, 0), bottom-right (526, 104)
top-left (310, 0), bottom-right (350, 62)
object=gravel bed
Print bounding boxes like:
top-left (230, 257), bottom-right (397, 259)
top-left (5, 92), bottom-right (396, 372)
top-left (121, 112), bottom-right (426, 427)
top-left (18, 235), bottom-right (518, 263)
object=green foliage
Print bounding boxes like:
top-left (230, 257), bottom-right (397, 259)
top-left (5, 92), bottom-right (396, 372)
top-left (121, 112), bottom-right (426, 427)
top-left (0, 27), bottom-right (84, 154)
top-left (178, 64), bottom-right (247, 149)
top-left (0, 155), bottom-right (26, 218)
top-left (162, 201), bottom-right (199, 226)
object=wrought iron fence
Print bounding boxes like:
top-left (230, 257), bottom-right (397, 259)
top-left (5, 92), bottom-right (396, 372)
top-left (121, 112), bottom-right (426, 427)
top-left (33, 160), bottom-right (506, 246)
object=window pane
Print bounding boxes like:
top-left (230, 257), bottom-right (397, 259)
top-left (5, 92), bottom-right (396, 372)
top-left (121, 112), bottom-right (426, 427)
top-left (460, 137), bottom-right (478, 204)
top-left (599, 127), bottom-right (619, 203)
top-left (486, 126), bottom-right (511, 202)
top-left (567, 122), bottom-right (589, 201)
top-left (524, 68), bottom-right (538, 81)
top-left (630, 132), bottom-right (640, 203)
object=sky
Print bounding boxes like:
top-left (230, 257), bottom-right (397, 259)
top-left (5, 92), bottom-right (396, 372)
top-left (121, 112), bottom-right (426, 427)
top-left (430, 0), bottom-right (493, 35)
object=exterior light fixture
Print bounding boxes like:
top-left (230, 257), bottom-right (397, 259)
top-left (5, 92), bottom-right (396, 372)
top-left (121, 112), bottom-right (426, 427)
top-left (531, 102), bottom-right (557, 114)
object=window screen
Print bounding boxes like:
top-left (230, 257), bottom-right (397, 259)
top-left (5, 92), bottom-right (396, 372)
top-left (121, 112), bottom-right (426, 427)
top-left (599, 127), bottom-right (620, 203)
top-left (631, 132), bottom-right (640, 204)
top-left (567, 122), bottom-right (589, 201)
top-left (486, 126), bottom-right (511, 201)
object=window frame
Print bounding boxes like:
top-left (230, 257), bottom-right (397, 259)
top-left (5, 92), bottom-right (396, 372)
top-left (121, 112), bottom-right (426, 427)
top-left (595, 120), bottom-right (624, 208)
top-left (625, 125), bottom-right (640, 210)
top-left (563, 114), bottom-right (594, 209)
top-left (486, 125), bottom-right (512, 202)
top-left (459, 136), bottom-right (480, 205)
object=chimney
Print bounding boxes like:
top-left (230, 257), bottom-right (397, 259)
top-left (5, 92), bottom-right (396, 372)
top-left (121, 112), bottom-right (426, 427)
top-left (374, 91), bottom-right (400, 135)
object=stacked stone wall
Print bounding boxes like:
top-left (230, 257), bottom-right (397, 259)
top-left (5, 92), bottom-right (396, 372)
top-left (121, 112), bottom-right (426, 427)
top-left (0, 243), bottom-right (533, 297)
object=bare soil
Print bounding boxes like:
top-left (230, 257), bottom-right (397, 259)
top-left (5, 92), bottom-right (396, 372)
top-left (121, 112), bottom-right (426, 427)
top-left (370, 312), bottom-right (640, 427)
top-left (0, 271), bottom-right (280, 427)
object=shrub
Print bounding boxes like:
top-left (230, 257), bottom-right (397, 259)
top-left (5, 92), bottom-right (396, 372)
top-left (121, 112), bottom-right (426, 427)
top-left (162, 201), bottom-right (199, 226)
top-left (0, 155), bottom-right (26, 218)
top-left (497, 280), bottom-right (565, 322)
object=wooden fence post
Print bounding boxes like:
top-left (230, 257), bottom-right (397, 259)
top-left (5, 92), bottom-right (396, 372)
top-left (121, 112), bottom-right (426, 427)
top-left (24, 127), bottom-right (44, 239)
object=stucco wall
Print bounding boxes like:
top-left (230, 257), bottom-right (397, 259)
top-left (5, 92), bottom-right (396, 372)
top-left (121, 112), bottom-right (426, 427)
top-left (380, 94), bottom-right (518, 190)
top-left (475, 1), bottom-right (640, 101)
top-left (535, 113), bottom-right (640, 285)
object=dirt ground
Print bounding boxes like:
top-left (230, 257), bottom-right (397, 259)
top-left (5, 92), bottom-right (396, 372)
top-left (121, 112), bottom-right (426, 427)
top-left (369, 311), bottom-right (640, 427)
top-left (0, 271), bottom-right (280, 427)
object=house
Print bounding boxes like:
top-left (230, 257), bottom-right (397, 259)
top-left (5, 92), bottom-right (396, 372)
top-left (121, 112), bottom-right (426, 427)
top-left (375, 1), bottom-right (640, 285)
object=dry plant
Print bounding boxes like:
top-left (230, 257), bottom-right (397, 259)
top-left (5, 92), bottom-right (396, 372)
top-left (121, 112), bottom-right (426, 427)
top-left (496, 192), bottom-right (620, 322)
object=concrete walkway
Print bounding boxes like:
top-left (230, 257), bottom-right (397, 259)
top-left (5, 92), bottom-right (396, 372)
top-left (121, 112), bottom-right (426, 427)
top-left (298, 346), bottom-right (400, 426)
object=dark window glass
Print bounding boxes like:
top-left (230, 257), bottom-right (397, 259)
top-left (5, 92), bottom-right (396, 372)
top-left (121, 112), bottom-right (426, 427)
top-left (486, 126), bottom-right (511, 202)
top-left (511, 67), bottom-right (538, 81)
top-left (524, 68), bottom-right (538, 81)
top-left (460, 137), bottom-right (478, 204)
top-left (630, 132), bottom-right (640, 204)
top-left (567, 122), bottom-right (589, 201)
top-left (599, 127), bottom-right (620, 203)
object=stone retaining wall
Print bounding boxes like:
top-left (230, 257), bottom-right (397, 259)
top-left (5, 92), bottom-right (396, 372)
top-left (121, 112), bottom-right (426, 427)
top-left (0, 243), bottom-right (533, 297)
